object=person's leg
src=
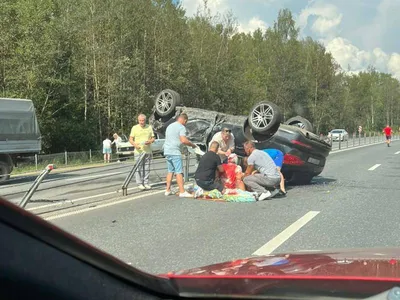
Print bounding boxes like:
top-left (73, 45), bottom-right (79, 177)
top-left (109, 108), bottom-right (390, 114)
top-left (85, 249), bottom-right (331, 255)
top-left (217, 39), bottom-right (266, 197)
top-left (171, 155), bottom-right (185, 194)
top-left (277, 168), bottom-right (286, 193)
top-left (165, 156), bottom-right (175, 193)
top-left (143, 153), bottom-right (151, 187)
top-left (243, 174), bottom-right (280, 200)
top-left (135, 153), bottom-right (144, 187)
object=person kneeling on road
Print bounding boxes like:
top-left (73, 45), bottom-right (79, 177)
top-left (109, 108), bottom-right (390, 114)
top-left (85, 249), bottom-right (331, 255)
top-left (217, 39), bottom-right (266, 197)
top-left (195, 141), bottom-right (225, 193)
top-left (242, 141), bottom-right (281, 201)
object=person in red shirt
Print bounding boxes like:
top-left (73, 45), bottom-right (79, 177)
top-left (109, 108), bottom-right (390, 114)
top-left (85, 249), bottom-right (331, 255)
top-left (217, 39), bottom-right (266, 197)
top-left (383, 125), bottom-right (393, 147)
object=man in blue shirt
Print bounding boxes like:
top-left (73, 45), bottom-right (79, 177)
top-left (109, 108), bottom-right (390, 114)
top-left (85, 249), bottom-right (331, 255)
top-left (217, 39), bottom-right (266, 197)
top-left (163, 113), bottom-right (197, 198)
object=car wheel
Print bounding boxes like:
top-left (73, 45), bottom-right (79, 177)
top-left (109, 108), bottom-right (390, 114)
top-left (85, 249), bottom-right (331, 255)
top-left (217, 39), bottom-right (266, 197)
top-left (248, 101), bottom-right (282, 135)
top-left (154, 89), bottom-right (181, 117)
top-left (285, 116), bottom-right (314, 133)
top-left (243, 118), bottom-right (278, 142)
top-left (0, 161), bottom-right (10, 184)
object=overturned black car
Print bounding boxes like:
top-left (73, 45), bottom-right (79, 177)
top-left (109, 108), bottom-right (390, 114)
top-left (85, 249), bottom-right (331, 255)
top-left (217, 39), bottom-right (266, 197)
top-left (149, 89), bottom-right (332, 185)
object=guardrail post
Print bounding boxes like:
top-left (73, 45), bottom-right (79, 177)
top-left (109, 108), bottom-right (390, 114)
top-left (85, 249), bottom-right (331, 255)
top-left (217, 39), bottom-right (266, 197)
top-left (19, 164), bottom-right (55, 209)
top-left (346, 136), bottom-right (349, 148)
top-left (35, 154), bottom-right (38, 171)
top-left (364, 133), bottom-right (367, 145)
top-left (65, 151), bottom-right (68, 165)
top-left (369, 132), bottom-right (371, 144)
top-left (353, 133), bottom-right (355, 147)
top-left (89, 149), bottom-right (92, 162)
top-left (359, 133), bottom-right (361, 145)
top-left (338, 133), bottom-right (342, 150)
top-left (373, 132), bottom-right (375, 143)
top-left (184, 152), bottom-right (190, 182)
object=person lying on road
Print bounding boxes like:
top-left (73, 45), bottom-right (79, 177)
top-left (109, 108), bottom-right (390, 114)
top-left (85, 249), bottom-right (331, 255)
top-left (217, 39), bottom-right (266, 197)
top-left (241, 141), bottom-right (281, 201)
top-left (195, 141), bottom-right (225, 193)
top-left (219, 153), bottom-right (245, 191)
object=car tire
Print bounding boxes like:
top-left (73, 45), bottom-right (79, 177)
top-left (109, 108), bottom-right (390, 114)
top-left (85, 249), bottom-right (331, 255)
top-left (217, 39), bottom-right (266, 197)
top-left (285, 116), bottom-right (314, 132)
top-left (0, 161), bottom-right (10, 184)
top-left (243, 118), bottom-right (278, 142)
top-left (248, 101), bottom-right (282, 135)
top-left (154, 89), bottom-right (181, 117)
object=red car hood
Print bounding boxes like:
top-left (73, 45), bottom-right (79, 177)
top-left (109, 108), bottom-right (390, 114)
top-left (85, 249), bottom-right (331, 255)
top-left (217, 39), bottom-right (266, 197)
top-left (161, 248), bottom-right (400, 298)
top-left (165, 247), bottom-right (400, 277)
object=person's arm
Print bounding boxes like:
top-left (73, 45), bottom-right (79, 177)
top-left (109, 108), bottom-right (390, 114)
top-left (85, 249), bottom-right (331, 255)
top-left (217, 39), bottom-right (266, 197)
top-left (242, 156), bottom-right (255, 178)
top-left (145, 127), bottom-right (156, 145)
top-left (179, 127), bottom-right (197, 148)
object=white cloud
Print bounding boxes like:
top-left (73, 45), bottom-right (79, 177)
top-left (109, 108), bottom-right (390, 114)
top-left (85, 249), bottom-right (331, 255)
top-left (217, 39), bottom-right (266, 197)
top-left (180, 0), bottom-right (228, 16)
top-left (298, 2), bottom-right (342, 36)
top-left (325, 37), bottom-right (400, 80)
top-left (237, 17), bottom-right (268, 33)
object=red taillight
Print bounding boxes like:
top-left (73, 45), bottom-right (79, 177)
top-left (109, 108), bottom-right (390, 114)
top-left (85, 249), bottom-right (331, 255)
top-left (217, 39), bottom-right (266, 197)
top-left (291, 140), bottom-right (312, 149)
top-left (284, 154), bottom-right (304, 166)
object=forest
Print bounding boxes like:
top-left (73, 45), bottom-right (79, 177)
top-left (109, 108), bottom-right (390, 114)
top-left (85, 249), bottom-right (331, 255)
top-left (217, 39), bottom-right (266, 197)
top-left (2, 0), bottom-right (400, 153)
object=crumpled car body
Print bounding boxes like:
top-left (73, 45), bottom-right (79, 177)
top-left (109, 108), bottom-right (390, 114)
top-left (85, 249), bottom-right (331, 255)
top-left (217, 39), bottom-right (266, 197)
top-left (149, 90), bottom-right (332, 185)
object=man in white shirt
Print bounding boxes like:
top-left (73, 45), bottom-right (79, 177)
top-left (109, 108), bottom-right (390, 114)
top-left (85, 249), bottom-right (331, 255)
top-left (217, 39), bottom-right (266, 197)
top-left (102, 137), bottom-right (112, 163)
top-left (112, 133), bottom-right (122, 162)
top-left (209, 128), bottom-right (235, 163)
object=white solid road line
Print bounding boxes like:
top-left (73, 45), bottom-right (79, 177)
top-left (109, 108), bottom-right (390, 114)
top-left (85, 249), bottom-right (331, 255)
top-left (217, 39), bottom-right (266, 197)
top-left (44, 190), bottom-right (166, 220)
top-left (252, 211), bottom-right (320, 256)
top-left (368, 164), bottom-right (381, 171)
top-left (395, 151), bottom-right (400, 155)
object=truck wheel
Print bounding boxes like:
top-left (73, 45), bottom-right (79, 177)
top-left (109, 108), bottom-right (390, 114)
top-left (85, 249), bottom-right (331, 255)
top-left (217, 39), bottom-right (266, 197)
top-left (0, 161), bottom-right (10, 184)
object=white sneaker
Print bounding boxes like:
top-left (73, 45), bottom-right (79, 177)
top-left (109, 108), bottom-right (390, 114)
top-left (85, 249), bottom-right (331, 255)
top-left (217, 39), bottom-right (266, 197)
top-left (179, 191), bottom-right (193, 198)
top-left (165, 190), bottom-right (173, 196)
top-left (138, 184), bottom-right (146, 190)
top-left (144, 184), bottom-right (151, 190)
top-left (258, 191), bottom-right (272, 201)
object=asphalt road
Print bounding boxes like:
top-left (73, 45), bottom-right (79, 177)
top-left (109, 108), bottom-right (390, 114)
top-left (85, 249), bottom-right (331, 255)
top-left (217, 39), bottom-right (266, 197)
top-left (32, 139), bottom-right (400, 275)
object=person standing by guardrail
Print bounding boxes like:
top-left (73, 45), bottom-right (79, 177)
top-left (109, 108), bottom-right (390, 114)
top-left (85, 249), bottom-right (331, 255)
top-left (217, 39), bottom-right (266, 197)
top-left (129, 114), bottom-right (155, 190)
top-left (112, 133), bottom-right (122, 162)
top-left (102, 136), bottom-right (112, 163)
top-left (163, 113), bottom-right (197, 198)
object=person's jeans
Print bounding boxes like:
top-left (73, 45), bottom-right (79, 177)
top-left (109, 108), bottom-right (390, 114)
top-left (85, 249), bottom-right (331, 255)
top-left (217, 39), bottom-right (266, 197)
top-left (195, 179), bottom-right (224, 192)
top-left (243, 173), bottom-right (280, 193)
top-left (135, 153), bottom-right (151, 185)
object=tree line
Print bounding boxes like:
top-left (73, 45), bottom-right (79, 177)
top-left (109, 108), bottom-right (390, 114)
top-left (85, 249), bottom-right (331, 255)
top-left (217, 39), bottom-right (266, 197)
top-left (2, 0), bottom-right (399, 153)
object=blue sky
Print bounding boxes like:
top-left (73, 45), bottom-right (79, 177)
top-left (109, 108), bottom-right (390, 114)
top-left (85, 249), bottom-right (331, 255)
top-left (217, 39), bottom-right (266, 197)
top-left (177, 0), bottom-right (400, 79)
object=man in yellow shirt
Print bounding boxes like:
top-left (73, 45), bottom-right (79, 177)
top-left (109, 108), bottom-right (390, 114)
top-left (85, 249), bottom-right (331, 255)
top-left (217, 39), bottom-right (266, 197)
top-left (129, 114), bottom-right (155, 190)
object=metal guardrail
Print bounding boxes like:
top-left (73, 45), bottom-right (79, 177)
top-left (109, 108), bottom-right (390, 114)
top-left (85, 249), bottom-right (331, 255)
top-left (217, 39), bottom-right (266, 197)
top-left (328, 133), bottom-right (399, 151)
top-left (121, 152), bottom-right (146, 196)
top-left (19, 164), bottom-right (55, 208)
top-left (121, 151), bottom-right (194, 196)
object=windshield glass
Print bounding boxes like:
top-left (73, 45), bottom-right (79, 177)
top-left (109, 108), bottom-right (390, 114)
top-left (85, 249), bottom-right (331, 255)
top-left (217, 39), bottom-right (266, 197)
top-left (2, 0), bottom-right (400, 293)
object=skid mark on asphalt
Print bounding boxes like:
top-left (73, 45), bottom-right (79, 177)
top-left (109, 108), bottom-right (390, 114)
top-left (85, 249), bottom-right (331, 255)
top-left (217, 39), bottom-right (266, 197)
top-left (252, 211), bottom-right (320, 256)
top-left (368, 164), bottom-right (381, 171)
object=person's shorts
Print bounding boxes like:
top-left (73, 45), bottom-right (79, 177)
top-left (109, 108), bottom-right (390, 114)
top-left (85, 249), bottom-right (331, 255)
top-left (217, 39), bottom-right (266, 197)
top-left (103, 148), bottom-right (112, 154)
top-left (195, 179), bottom-right (224, 192)
top-left (166, 155), bottom-right (183, 174)
top-left (386, 135), bottom-right (392, 140)
top-left (263, 149), bottom-right (284, 168)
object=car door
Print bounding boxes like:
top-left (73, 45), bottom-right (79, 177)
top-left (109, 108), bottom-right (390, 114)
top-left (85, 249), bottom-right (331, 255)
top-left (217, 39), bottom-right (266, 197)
top-left (151, 133), bottom-right (165, 153)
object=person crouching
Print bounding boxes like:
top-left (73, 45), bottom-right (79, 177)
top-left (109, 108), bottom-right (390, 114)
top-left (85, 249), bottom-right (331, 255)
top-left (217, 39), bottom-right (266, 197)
top-left (195, 141), bottom-right (225, 193)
